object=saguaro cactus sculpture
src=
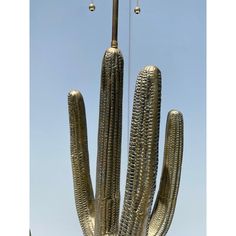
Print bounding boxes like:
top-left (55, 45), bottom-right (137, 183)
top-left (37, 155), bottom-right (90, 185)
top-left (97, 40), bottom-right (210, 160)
top-left (68, 0), bottom-right (184, 235)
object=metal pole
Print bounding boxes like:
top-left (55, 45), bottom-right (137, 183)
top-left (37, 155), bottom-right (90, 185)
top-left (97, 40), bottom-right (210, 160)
top-left (111, 0), bottom-right (119, 48)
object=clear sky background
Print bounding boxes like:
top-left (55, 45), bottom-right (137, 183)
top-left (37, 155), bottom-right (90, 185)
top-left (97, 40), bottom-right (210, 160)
top-left (30, 0), bottom-right (206, 235)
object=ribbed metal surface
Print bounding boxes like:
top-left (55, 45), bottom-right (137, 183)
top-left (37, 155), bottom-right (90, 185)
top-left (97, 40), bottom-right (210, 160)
top-left (148, 110), bottom-right (184, 236)
top-left (68, 91), bottom-right (95, 236)
top-left (119, 66), bottom-right (162, 236)
top-left (68, 64), bottom-right (184, 236)
top-left (95, 47), bottom-right (124, 236)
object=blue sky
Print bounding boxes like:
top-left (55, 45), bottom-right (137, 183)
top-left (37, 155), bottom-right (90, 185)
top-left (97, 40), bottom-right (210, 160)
top-left (30, 0), bottom-right (206, 235)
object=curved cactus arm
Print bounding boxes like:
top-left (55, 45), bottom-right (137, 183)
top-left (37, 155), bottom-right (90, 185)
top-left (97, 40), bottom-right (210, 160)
top-left (94, 48), bottom-right (124, 236)
top-left (119, 66), bottom-right (162, 236)
top-left (148, 110), bottom-right (184, 236)
top-left (68, 90), bottom-right (95, 236)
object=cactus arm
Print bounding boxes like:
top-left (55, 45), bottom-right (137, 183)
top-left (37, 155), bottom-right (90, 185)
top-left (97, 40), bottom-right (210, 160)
top-left (119, 66), bottom-right (161, 236)
top-left (94, 48), bottom-right (124, 236)
top-left (68, 91), bottom-right (95, 236)
top-left (148, 110), bottom-right (184, 236)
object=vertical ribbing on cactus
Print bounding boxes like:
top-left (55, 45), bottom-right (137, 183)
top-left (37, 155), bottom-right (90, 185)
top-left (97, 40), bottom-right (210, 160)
top-left (119, 66), bottom-right (161, 236)
top-left (95, 47), bottom-right (124, 236)
top-left (66, 0), bottom-right (184, 235)
top-left (68, 64), bottom-right (184, 236)
top-left (68, 46), bottom-right (124, 236)
top-left (68, 91), bottom-right (95, 236)
top-left (148, 110), bottom-right (184, 236)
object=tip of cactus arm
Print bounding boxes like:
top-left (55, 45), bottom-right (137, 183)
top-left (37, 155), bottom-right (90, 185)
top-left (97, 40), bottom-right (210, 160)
top-left (68, 90), bottom-right (83, 99)
top-left (168, 109), bottom-right (184, 118)
top-left (144, 65), bottom-right (161, 75)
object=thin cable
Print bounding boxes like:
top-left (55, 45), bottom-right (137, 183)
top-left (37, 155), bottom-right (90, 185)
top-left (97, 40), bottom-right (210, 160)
top-left (127, 0), bottom-right (131, 154)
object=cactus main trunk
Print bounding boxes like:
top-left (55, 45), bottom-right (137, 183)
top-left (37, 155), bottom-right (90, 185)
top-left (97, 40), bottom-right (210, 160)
top-left (95, 47), bottom-right (124, 236)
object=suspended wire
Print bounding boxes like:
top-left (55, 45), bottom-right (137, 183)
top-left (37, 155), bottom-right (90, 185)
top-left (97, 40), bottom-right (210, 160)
top-left (127, 0), bottom-right (131, 154)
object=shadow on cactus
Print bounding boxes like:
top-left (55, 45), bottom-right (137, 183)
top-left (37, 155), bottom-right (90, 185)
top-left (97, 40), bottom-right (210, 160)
top-left (68, 51), bottom-right (184, 235)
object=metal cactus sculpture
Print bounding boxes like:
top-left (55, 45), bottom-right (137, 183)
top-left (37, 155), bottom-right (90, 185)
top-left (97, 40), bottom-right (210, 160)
top-left (68, 0), bottom-right (184, 235)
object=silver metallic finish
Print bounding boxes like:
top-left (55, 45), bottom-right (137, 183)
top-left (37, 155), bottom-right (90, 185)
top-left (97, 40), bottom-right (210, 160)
top-left (119, 66), bottom-right (161, 236)
top-left (148, 110), bottom-right (184, 236)
top-left (95, 47), bottom-right (124, 236)
top-left (68, 91), bottom-right (95, 236)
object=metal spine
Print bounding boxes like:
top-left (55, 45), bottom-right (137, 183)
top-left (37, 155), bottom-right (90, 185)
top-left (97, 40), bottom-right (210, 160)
top-left (68, 91), bottom-right (95, 236)
top-left (119, 66), bottom-right (162, 236)
top-left (148, 110), bottom-right (184, 236)
top-left (94, 47), bottom-right (124, 236)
